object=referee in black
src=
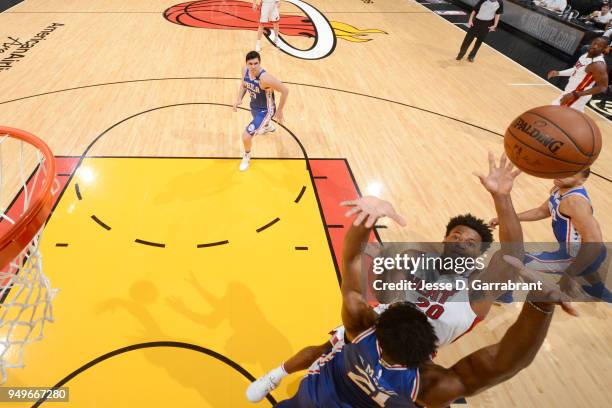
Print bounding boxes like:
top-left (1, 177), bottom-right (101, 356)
top-left (456, 0), bottom-right (503, 62)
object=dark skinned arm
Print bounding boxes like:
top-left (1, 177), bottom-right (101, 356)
top-left (339, 197), bottom-right (406, 341)
top-left (418, 256), bottom-right (578, 408)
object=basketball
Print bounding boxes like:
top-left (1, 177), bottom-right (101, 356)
top-left (504, 105), bottom-right (602, 178)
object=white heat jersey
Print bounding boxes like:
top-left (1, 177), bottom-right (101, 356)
top-left (331, 255), bottom-right (480, 348)
top-left (553, 53), bottom-right (605, 112)
top-left (389, 256), bottom-right (480, 346)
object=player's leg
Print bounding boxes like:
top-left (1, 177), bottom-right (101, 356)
top-left (273, 21), bottom-right (280, 47)
top-left (240, 109), bottom-right (273, 171)
top-left (457, 26), bottom-right (478, 60)
top-left (256, 24), bottom-right (264, 51)
top-left (467, 20), bottom-right (491, 61)
top-left (256, 2), bottom-right (271, 51)
top-left (272, 1), bottom-right (280, 47)
top-left (240, 129), bottom-right (253, 171)
top-left (581, 272), bottom-right (612, 302)
top-left (240, 109), bottom-right (259, 171)
top-left (578, 246), bottom-right (612, 302)
top-left (246, 342), bottom-right (330, 402)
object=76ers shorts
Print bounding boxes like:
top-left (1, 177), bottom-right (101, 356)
top-left (246, 106), bottom-right (274, 136)
top-left (260, 1), bottom-right (280, 23)
top-left (525, 245), bottom-right (607, 277)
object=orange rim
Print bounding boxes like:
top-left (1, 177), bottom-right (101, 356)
top-left (0, 126), bottom-right (56, 267)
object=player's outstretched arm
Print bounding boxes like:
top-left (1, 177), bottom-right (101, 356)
top-left (548, 67), bottom-right (574, 79)
top-left (474, 152), bottom-right (523, 249)
top-left (472, 153), bottom-right (523, 316)
top-left (517, 199), bottom-right (550, 222)
top-left (489, 199), bottom-right (549, 228)
top-left (339, 197), bottom-right (406, 340)
top-left (417, 258), bottom-right (578, 408)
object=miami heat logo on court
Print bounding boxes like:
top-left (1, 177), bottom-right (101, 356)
top-left (163, 0), bottom-right (386, 60)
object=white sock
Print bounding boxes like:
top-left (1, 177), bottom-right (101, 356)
top-left (269, 365), bottom-right (288, 382)
top-left (244, 151), bottom-right (251, 158)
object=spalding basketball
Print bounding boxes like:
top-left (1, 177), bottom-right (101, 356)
top-left (504, 106), bottom-right (602, 178)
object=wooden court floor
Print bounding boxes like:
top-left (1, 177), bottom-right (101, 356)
top-left (0, 0), bottom-right (610, 406)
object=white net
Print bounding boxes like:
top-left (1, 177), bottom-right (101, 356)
top-left (0, 131), bottom-right (58, 384)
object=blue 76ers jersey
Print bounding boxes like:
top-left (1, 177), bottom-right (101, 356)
top-left (548, 186), bottom-right (592, 257)
top-left (302, 327), bottom-right (419, 407)
top-left (243, 68), bottom-right (275, 110)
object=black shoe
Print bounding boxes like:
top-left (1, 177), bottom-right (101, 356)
top-left (596, 100), bottom-right (606, 109)
top-left (467, 56), bottom-right (475, 62)
top-left (456, 54), bottom-right (463, 60)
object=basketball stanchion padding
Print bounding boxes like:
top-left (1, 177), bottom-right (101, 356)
top-left (0, 126), bottom-right (58, 384)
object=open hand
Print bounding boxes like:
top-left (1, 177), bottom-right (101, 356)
top-left (340, 196), bottom-right (407, 228)
top-left (559, 93), bottom-right (575, 105)
top-left (474, 152), bottom-right (521, 196)
top-left (547, 70), bottom-right (559, 79)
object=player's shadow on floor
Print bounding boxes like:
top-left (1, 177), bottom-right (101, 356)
top-left (96, 279), bottom-right (290, 405)
top-left (167, 275), bottom-right (293, 371)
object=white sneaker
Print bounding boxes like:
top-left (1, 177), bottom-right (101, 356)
top-left (239, 154), bottom-right (250, 171)
top-left (246, 371), bottom-right (280, 402)
top-left (255, 41), bottom-right (261, 52)
top-left (262, 122), bottom-right (276, 133)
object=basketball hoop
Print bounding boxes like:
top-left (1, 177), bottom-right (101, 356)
top-left (0, 126), bottom-right (58, 384)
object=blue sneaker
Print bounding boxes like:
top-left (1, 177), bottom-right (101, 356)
top-left (495, 291), bottom-right (514, 304)
top-left (582, 283), bottom-right (612, 303)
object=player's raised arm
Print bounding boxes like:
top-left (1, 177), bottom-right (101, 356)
top-left (471, 152), bottom-right (523, 315)
top-left (339, 197), bottom-right (406, 340)
top-left (233, 68), bottom-right (247, 112)
top-left (260, 73), bottom-right (289, 123)
top-left (417, 258), bottom-right (577, 408)
top-left (474, 152), bottom-right (523, 250)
